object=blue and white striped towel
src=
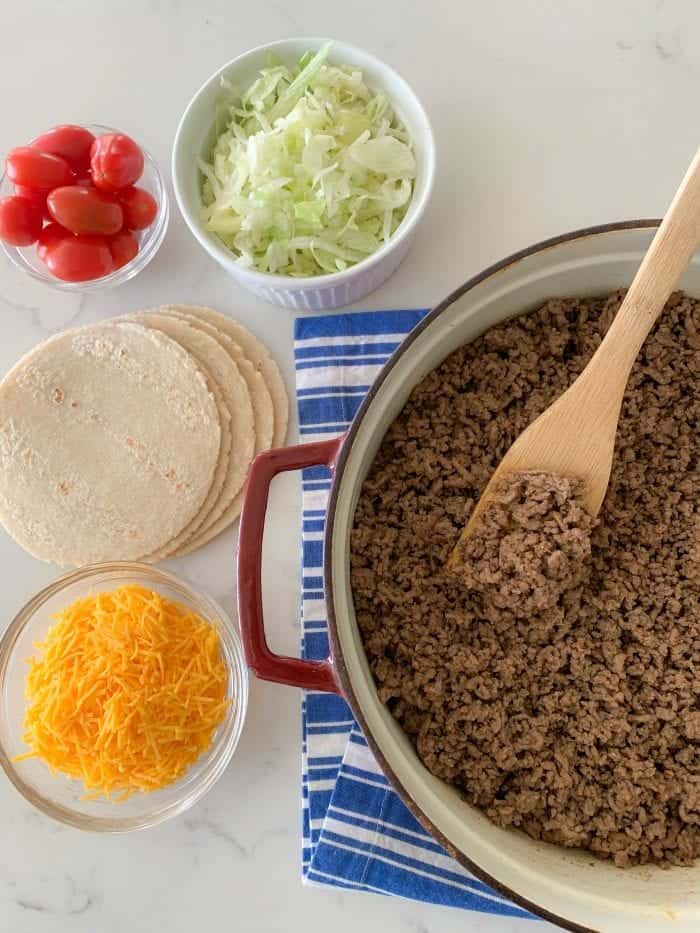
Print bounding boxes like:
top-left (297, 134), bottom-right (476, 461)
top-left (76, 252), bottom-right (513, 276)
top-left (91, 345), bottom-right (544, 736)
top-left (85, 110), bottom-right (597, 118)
top-left (295, 309), bottom-right (533, 920)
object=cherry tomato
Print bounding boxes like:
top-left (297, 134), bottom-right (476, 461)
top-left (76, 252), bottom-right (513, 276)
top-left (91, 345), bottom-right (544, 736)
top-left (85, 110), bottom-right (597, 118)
top-left (90, 133), bottom-right (144, 191)
top-left (31, 125), bottom-right (95, 173)
top-left (47, 186), bottom-right (123, 236)
top-left (36, 222), bottom-right (73, 263)
top-left (13, 184), bottom-right (50, 218)
top-left (0, 196), bottom-right (44, 246)
top-left (118, 186), bottom-right (158, 230)
top-left (108, 229), bottom-right (139, 269)
top-left (45, 234), bottom-right (113, 282)
top-left (5, 147), bottom-right (73, 190)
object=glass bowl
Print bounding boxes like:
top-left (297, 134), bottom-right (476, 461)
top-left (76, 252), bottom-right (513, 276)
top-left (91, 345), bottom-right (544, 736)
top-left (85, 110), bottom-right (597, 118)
top-left (0, 563), bottom-right (248, 832)
top-left (0, 124), bottom-right (169, 292)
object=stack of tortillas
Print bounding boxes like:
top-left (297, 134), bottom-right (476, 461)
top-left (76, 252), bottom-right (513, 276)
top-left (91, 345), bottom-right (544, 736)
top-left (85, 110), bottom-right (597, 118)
top-left (0, 306), bottom-right (288, 566)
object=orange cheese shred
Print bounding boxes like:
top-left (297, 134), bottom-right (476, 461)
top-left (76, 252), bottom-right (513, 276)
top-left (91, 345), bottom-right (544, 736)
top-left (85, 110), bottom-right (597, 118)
top-left (15, 585), bottom-right (230, 800)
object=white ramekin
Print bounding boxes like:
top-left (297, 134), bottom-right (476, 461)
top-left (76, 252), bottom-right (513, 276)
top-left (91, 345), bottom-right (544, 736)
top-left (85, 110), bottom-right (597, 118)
top-left (172, 37), bottom-right (435, 311)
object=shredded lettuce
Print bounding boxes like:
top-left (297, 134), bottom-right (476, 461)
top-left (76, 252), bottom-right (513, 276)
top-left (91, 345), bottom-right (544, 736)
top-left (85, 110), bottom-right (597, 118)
top-left (199, 41), bottom-right (415, 276)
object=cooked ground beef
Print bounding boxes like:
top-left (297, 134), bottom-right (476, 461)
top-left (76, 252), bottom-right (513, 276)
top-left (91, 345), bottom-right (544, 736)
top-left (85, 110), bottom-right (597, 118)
top-left (449, 471), bottom-right (596, 619)
top-left (350, 291), bottom-right (700, 868)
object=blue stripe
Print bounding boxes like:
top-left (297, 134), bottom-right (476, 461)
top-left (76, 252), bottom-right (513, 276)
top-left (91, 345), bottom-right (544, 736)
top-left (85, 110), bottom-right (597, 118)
top-left (301, 465), bottom-right (332, 480)
top-left (309, 789), bottom-right (334, 822)
top-left (303, 519), bottom-right (325, 532)
top-left (308, 755), bottom-right (344, 766)
top-left (328, 795), bottom-right (516, 900)
top-left (365, 784), bottom-right (427, 835)
top-left (306, 693), bottom-right (352, 723)
top-left (307, 724), bottom-right (354, 736)
top-left (305, 871), bottom-right (374, 893)
top-left (302, 575), bottom-right (323, 589)
top-left (304, 631), bottom-right (329, 659)
top-left (294, 308), bottom-right (428, 340)
top-left (303, 541), bottom-right (323, 567)
top-left (331, 775), bottom-right (390, 815)
top-left (315, 842), bottom-right (530, 917)
top-left (298, 394), bottom-right (365, 424)
top-left (308, 766), bottom-right (342, 781)
top-left (302, 481), bottom-right (331, 491)
top-left (297, 385), bottom-right (372, 397)
top-left (295, 341), bottom-right (401, 359)
top-left (318, 829), bottom-right (529, 915)
top-left (342, 764), bottom-right (389, 786)
top-left (296, 356), bottom-right (392, 371)
top-left (320, 829), bottom-right (481, 892)
top-left (328, 808), bottom-right (445, 857)
top-left (349, 732), bottom-right (368, 747)
top-left (299, 424), bottom-right (348, 436)
top-left (300, 425), bottom-right (346, 435)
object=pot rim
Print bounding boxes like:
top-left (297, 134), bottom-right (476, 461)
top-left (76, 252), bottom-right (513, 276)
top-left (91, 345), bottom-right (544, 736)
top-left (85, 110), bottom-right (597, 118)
top-left (323, 217), bottom-right (661, 933)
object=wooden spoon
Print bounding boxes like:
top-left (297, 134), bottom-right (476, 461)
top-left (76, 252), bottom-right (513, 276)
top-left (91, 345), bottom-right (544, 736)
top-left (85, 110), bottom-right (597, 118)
top-left (448, 145), bottom-right (700, 569)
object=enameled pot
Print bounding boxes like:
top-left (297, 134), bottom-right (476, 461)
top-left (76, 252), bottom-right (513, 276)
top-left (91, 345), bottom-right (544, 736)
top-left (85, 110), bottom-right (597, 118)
top-left (237, 220), bottom-right (700, 932)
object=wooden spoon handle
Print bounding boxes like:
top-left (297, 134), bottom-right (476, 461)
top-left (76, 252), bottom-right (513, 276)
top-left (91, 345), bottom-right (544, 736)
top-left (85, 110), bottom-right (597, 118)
top-left (590, 145), bottom-right (700, 391)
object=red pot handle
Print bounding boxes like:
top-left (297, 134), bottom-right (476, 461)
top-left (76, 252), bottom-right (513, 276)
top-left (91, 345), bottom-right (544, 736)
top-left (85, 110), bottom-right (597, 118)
top-left (237, 435), bottom-right (345, 694)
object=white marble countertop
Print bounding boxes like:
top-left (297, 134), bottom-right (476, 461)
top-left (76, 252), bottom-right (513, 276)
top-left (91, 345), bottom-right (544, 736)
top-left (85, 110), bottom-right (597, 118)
top-left (1, 2), bottom-right (699, 931)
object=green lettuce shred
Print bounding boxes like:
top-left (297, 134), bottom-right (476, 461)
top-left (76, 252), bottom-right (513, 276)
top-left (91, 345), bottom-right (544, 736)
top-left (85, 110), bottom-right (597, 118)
top-left (199, 41), bottom-right (416, 277)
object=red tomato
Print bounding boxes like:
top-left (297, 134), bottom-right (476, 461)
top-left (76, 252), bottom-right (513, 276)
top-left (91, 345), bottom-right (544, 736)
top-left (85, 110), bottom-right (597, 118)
top-left (118, 186), bottom-right (158, 230)
top-left (5, 147), bottom-right (73, 190)
top-left (90, 133), bottom-right (144, 191)
top-left (31, 125), bottom-right (95, 173)
top-left (0, 196), bottom-right (44, 246)
top-left (45, 234), bottom-right (113, 281)
top-left (36, 222), bottom-right (73, 262)
top-left (47, 186), bottom-right (123, 236)
top-left (108, 230), bottom-right (139, 269)
top-left (14, 184), bottom-right (49, 218)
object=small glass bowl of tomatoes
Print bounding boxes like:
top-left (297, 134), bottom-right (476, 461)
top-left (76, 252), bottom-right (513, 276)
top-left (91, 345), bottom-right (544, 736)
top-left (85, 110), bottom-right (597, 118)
top-left (0, 124), bottom-right (168, 291)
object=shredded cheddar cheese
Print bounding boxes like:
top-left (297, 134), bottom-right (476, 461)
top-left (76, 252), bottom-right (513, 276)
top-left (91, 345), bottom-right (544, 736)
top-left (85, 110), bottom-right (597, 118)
top-left (15, 585), bottom-right (230, 800)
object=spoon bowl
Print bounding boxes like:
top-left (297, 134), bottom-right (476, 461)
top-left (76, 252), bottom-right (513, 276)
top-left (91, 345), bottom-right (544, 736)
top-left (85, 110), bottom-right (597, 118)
top-left (449, 144), bottom-right (700, 564)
